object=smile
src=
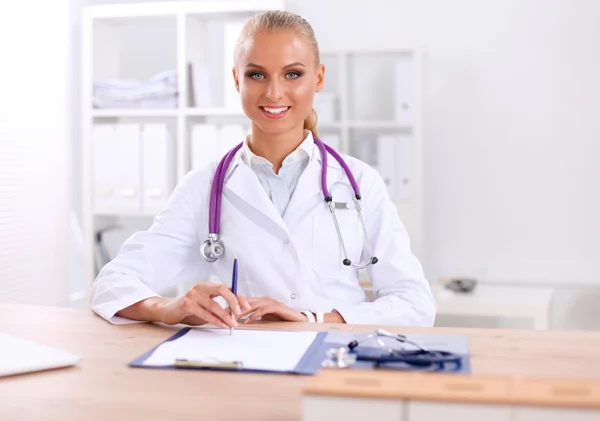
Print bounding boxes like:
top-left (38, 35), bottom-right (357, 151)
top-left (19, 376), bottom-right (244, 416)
top-left (260, 106), bottom-right (290, 119)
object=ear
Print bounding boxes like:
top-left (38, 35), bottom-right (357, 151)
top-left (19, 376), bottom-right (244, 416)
top-left (232, 67), bottom-right (240, 92)
top-left (315, 64), bottom-right (325, 93)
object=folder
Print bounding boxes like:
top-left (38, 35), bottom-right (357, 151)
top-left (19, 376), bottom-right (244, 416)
top-left (141, 123), bottom-right (174, 212)
top-left (92, 123), bottom-right (118, 211)
top-left (129, 328), bottom-right (328, 375)
top-left (129, 328), bottom-right (471, 375)
top-left (92, 123), bottom-right (141, 212)
top-left (377, 134), bottom-right (413, 200)
top-left (191, 124), bottom-right (220, 170)
top-left (113, 123), bottom-right (141, 211)
top-left (394, 56), bottom-right (414, 125)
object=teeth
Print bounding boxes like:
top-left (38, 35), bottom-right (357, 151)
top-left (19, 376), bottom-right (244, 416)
top-left (263, 107), bottom-right (289, 114)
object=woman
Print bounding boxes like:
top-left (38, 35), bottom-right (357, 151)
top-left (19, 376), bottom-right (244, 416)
top-left (90, 10), bottom-right (435, 327)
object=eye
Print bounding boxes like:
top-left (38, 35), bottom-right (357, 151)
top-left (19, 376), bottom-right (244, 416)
top-left (286, 71), bottom-right (302, 79)
top-left (247, 72), bottom-right (265, 80)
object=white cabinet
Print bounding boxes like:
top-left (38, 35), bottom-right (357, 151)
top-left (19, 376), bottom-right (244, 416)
top-left (408, 402), bottom-right (512, 421)
top-left (515, 407), bottom-right (599, 421)
top-left (303, 396), bottom-right (404, 421)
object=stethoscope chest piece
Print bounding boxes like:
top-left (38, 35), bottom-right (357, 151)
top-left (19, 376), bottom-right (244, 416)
top-left (321, 347), bottom-right (357, 368)
top-left (200, 234), bottom-right (225, 262)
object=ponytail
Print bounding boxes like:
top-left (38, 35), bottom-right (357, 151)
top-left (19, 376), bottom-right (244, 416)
top-left (303, 108), bottom-right (319, 139)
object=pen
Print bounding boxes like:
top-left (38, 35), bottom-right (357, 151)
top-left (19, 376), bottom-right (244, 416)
top-left (230, 257), bottom-right (238, 335)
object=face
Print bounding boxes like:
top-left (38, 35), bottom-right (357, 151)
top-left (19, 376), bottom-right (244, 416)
top-left (233, 30), bottom-right (325, 136)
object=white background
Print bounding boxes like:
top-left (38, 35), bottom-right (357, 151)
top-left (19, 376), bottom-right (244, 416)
top-left (3, 0), bottom-right (599, 328)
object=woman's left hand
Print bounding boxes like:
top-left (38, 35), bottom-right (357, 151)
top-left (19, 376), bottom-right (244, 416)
top-left (240, 297), bottom-right (307, 323)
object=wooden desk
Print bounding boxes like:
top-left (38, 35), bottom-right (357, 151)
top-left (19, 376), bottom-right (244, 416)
top-left (1, 304), bottom-right (600, 421)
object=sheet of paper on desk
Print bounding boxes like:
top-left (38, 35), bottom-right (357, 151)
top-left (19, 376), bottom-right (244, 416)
top-left (143, 329), bottom-right (318, 372)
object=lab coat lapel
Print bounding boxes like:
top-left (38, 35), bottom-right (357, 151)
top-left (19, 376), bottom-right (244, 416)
top-left (223, 155), bottom-right (289, 236)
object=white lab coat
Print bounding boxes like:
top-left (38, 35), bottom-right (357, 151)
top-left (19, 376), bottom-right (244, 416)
top-left (90, 145), bottom-right (436, 326)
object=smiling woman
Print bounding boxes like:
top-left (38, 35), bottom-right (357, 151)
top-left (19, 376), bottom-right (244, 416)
top-left (90, 10), bottom-right (435, 329)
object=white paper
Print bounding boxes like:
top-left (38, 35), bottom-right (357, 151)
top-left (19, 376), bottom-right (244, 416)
top-left (143, 329), bottom-right (318, 372)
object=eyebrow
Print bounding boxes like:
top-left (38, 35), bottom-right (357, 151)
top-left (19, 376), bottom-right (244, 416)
top-left (245, 62), bottom-right (306, 70)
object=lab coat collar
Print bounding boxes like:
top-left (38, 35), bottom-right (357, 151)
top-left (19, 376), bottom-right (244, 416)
top-left (224, 130), bottom-right (341, 182)
top-left (240, 130), bottom-right (314, 168)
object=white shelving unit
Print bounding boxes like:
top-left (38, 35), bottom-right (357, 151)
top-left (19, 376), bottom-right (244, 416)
top-left (80, 1), bottom-right (423, 300)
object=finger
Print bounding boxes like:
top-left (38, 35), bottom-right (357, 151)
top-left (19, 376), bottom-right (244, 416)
top-left (207, 284), bottom-right (242, 317)
top-left (238, 297), bottom-right (271, 318)
top-left (245, 304), bottom-right (277, 324)
top-left (197, 294), bottom-right (238, 328)
top-left (237, 293), bottom-right (251, 312)
top-left (193, 303), bottom-right (231, 329)
top-left (181, 297), bottom-right (228, 328)
top-left (186, 288), bottom-right (237, 328)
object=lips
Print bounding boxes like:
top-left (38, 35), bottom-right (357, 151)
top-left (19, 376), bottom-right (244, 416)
top-left (260, 106), bottom-right (291, 119)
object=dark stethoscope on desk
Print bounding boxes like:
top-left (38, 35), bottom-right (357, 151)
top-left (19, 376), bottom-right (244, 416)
top-left (322, 329), bottom-right (464, 371)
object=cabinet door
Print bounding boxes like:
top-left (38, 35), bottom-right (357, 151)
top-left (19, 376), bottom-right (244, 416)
top-left (408, 401), bottom-right (512, 421)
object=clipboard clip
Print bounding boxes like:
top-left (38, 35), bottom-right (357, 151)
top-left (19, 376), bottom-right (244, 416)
top-left (174, 358), bottom-right (243, 370)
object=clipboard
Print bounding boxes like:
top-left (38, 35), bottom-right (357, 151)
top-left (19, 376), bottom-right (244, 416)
top-left (129, 328), bottom-right (328, 375)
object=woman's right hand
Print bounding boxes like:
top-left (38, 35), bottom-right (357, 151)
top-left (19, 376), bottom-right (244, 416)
top-left (159, 282), bottom-right (250, 327)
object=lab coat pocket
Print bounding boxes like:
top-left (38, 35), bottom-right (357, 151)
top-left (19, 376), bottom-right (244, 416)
top-left (312, 208), bottom-right (362, 281)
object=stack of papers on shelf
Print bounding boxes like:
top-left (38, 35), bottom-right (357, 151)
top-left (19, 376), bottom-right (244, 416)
top-left (93, 70), bottom-right (178, 109)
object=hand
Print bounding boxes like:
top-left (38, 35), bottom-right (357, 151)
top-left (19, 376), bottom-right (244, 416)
top-left (240, 297), bottom-right (307, 324)
top-left (160, 282), bottom-right (251, 327)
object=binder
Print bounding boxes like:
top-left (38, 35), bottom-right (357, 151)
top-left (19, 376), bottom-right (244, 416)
top-left (129, 328), bottom-right (328, 375)
top-left (92, 123), bottom-right (141, 212)
top-left (394, 56), bottom-right (414, 125)
top-left (92, 123), bottom-right (118, 211)
top-left (377, 134), bottom-right (413, 200)
top-left (141, 123), bottom-right (174, 212)
top-left (191, 124), bottom-right (219, 170)
top-left (114, 123), bottom-right (141, 211)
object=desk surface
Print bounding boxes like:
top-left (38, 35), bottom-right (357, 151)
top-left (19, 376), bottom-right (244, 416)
top-left (1, 304), bottom-right (600, 421)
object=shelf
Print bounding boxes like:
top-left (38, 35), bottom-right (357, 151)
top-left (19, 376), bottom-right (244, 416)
top-left (92, 109), bottom-right (178, 118)
top-left (93, 210), bottom-right (158, 218)
top-left (348, 121), bottom-right (412, 130)
top-left (185, 108), bottom-right (246, 117)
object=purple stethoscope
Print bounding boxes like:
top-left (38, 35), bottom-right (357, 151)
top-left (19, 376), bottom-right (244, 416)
top-left (199, 136), bottom-right (378, 269)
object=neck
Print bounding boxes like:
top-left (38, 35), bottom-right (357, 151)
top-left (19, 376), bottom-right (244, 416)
top-left (248, 125), bottom-right (306, 173)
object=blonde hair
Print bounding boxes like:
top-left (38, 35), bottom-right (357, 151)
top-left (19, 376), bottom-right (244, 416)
top-left (234, 10), bottom-right (320, 138)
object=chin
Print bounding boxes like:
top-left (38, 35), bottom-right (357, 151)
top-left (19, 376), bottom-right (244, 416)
top-left (255, 119), bottom-right (300, 136)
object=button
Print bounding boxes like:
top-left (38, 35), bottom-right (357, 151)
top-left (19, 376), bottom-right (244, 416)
top-left (291, 293), bottom-right (297, 299)
top-left (283, 239), bottom-right (290, 245)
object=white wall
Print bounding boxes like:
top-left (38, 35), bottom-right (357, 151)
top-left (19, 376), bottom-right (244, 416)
top-left (73, 0), bottom-right (600, 327)
top-left (286, 0), bottom-right (600, 329)
top-left (0, 0), bottom-right (70, 305)
top-left (286, 0), bottom-right (600, 286)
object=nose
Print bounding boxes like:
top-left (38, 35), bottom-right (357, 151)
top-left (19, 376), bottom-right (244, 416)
top-left (265, 78), bottom-right (284, 101)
